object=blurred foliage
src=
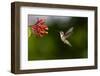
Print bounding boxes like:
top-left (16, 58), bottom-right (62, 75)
top-left (28, 16), bottom-right (88, 61)
top-left (28, 27), bottom-right (31, 38)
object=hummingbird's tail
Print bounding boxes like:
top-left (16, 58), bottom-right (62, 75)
top-left (64, 40), bottom-right (72, 47)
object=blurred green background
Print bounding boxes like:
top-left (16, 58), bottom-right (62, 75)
top-left (28, 15), bottom-right (88, 61)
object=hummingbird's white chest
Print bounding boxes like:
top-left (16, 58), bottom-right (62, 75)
top-left (60, 34), bottom-right (66, 42)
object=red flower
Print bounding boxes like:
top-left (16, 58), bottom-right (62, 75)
top-left (31, 18), bottom-right (48, 37)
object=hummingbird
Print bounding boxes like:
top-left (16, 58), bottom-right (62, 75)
top-left (59, 27), bottom-right (74, 47)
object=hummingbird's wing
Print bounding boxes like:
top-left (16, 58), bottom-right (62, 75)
top-left (64, 40), bottom-right (72, 47)
top-left (65, 27), bottom-right (74, 39)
